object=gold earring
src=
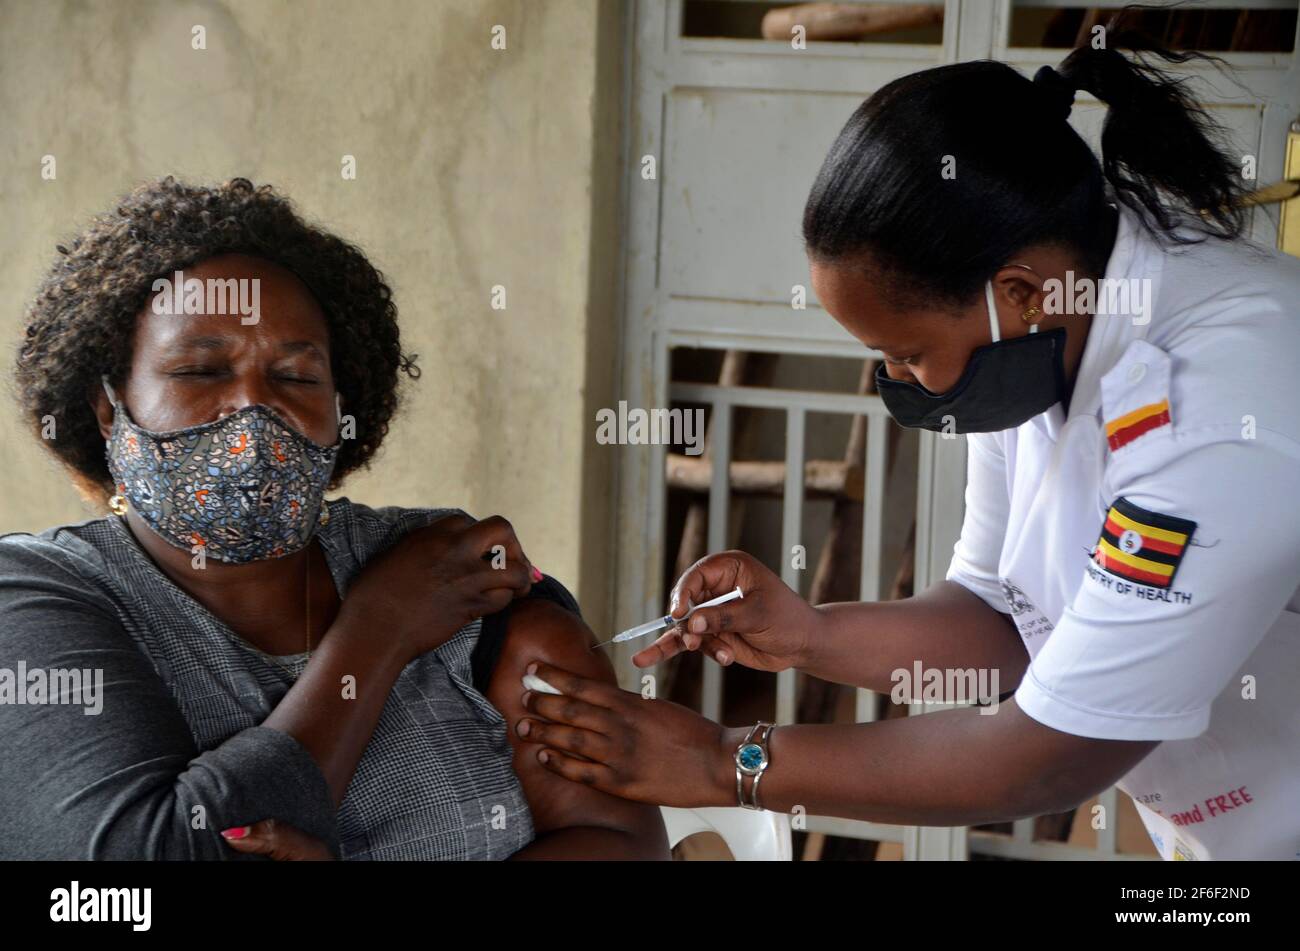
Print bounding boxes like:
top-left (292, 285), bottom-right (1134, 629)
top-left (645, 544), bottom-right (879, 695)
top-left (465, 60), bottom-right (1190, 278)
top-left (108, 493), bottom-right (128, 516)
top-left (318, 500), bottom-right (330, 527)
top-left (1021, 305), bottom-right (1042, 324)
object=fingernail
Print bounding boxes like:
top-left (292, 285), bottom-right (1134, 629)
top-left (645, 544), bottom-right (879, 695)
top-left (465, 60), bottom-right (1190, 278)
top-left (690, 615), bottom-right (706, 633)
top-left (526, 662), bottom-right (538, 676)
top-left (538, 750), bottom-right (550, 764)
top-left (530, 566), bottom-right (543, 583)
top-left (516, 719), bottom-right (531, 737)
top-left (520, 690), bottom-right (532, 706)
top-left (717, 650), bottom-right (731, 665)
top-left (684, 634), bottom-right (698, 650)
top-left (221, 826), bottom-right (251, 840)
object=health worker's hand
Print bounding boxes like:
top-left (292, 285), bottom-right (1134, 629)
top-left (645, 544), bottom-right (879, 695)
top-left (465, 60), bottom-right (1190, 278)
top-left (633, 550), bottom-right (822, 672)
top-left (515, 662), bottom-right (733, 809)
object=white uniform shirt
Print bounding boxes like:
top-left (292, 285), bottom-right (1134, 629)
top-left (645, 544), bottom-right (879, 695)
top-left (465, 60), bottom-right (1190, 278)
top-left (946, 204), bottom-right (1300, 860)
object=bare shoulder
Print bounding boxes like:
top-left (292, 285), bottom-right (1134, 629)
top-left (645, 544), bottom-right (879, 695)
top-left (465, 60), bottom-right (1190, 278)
top-left (483, 595), bottom-right (667, 856)
top-left (489, 597), bottom-right (616, 696)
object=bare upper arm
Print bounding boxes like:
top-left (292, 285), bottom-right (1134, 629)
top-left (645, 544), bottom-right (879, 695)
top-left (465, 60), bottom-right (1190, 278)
top-left (485, 597), bottom-right (668, 852)
top-left (991, 700), bottom-right (1160, 816)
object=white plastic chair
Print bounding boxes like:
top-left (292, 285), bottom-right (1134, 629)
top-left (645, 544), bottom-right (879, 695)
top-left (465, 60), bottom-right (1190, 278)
top-left (661, 806), bottom-right (793, 861)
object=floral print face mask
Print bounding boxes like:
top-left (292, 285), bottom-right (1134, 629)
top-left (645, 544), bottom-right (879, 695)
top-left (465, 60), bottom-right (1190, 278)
top-left (102, 376), bottom-right (341, 564)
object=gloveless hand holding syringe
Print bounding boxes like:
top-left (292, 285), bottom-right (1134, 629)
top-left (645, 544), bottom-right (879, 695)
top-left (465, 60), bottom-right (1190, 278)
top-left (521, 586), bottom-right (745, 695)
top-left (590, 586), bottom-right (745, 651)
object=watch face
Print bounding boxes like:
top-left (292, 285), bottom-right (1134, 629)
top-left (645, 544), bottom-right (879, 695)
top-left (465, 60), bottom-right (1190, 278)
top-left (736, 742), bottom-right (767, 774)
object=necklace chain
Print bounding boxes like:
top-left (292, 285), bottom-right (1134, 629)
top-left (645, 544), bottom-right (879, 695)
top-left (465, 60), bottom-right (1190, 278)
top-left (115, 504), bottom-right (317, 674)
top-left (304, 547), bottom-right (311, 664)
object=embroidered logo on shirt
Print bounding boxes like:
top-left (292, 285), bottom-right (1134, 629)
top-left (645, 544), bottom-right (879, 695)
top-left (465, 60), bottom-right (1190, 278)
top-left (1091, 497), bottom-right (1196, 590)
top-left (1105, 399), bottom-right (1170, 450)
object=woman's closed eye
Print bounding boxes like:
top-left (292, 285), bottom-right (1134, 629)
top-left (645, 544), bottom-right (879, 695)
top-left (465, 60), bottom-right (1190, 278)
top-left (168, 366), bottom-right (321, 384)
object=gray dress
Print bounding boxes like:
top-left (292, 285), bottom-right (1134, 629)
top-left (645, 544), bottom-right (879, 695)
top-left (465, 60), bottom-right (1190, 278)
top-left (0, 498), bottom-right (535, 860)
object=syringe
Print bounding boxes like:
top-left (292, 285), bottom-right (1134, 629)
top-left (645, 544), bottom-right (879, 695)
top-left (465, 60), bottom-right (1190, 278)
top-left (590, 586), bottom-right (744, 650)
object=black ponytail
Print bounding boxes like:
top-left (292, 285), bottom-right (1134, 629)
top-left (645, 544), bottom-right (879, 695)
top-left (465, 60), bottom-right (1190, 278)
top-left (802, 5), bottom-right (1255, 312)
top-left (1059, 27), bottom-right (1250, 244)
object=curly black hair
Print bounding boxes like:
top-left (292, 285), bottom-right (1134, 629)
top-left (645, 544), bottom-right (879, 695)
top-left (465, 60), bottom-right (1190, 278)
top-left (13, 175), bottom-right (421, 505)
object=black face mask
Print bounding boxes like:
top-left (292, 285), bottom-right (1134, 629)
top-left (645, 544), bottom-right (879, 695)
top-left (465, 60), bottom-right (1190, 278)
top-left (873, 280), bottom-right (1068, 434)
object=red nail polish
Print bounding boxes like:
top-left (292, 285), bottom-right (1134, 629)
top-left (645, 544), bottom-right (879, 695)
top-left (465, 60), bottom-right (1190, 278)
top-left (531, 566), bottom-right (543, 583)
top-left (221, 826), bottom-right (250, 840)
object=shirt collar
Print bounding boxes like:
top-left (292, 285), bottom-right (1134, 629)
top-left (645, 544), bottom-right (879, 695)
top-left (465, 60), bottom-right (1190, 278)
top-left (1064, 203), bottom-right (1157, 424)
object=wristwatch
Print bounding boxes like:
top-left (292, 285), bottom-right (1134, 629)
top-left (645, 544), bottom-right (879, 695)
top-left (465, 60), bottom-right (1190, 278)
top-left (734, 721), bottom-right (775, 810)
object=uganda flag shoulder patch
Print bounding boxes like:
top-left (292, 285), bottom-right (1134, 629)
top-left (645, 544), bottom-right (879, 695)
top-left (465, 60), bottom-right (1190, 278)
top-left (1092, 497), bottom-right (1196, 590)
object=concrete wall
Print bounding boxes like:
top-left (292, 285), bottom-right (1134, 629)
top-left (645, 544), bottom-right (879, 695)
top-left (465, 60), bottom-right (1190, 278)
top-left (0, 0), bottom-right (623, 630)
